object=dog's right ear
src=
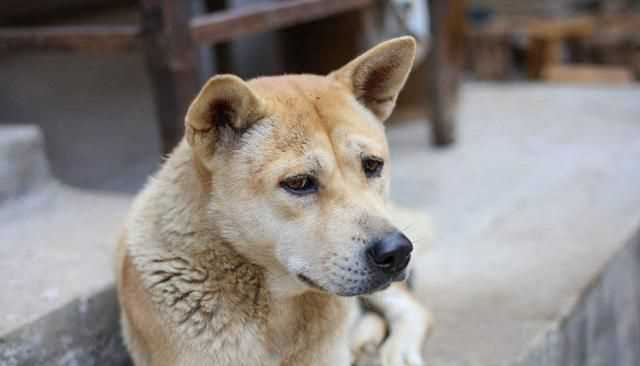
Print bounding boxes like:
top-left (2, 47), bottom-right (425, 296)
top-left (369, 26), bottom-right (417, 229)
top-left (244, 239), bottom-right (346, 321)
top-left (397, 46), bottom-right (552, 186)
top-left (330, 36), bottom-right (416, 122)
top-left (185, 75), bottom-right (266, 157)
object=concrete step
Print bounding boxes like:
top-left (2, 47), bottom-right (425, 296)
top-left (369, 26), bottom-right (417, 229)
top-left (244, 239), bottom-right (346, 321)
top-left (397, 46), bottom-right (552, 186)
top-left (388, 83), bottom-right (640, 365)
top-left (519, 230), bottom-right (640, 366)
top-left (0, 125), bottom-right (132, 365)
top-left (0, 125), bottom-right (51, 204)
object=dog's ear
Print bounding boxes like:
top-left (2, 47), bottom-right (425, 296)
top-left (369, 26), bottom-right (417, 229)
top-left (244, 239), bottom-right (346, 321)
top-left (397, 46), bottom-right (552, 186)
top-left (330, 36), bottom-right (416, 122)
top-left (185, 75), bottom-right (266, 156)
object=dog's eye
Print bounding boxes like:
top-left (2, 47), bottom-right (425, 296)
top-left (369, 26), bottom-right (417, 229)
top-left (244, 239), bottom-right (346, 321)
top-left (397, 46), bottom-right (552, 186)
top-left (280, 175), bottom-right (318, 195)
top-left (362, 157), bottom-right (384, 178)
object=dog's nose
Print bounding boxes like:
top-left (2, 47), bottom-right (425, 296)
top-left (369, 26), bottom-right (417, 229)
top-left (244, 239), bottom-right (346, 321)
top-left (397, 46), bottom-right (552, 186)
top-left (366, 231), bottom-right (413, 273)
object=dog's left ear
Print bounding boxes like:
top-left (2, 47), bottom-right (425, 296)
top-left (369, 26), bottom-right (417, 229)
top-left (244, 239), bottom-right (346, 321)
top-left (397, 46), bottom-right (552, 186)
top-left (184, 75), bottom-right (266, 159)
top-left (330, 36), bottom-right (416, 122)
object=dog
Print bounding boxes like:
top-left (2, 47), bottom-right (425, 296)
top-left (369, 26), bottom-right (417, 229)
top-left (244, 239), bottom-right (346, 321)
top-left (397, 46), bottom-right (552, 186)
top-left (116, 36), bottom-right (432, 366)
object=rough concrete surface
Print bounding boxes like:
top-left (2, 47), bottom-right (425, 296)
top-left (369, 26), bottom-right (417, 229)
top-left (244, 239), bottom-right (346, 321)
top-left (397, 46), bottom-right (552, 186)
top-left (387, 83), bottom-right (640, 365)
top-left (0, 125), bottom-right (133, 365)
top-left (0, 126), bottom-right (131, 335)
top-left (516, 230), bottom-right (640, 366)
top-left (0, 184), bottom-right (130, 334)
top-left (0, 288), bottom-right (131, 366)
top-left (0, 125), bottom-right (50, 203)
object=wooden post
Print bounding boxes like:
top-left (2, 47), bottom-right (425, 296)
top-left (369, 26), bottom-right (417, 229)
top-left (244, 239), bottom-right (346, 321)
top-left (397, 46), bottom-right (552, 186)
top-left (205, 0), bottom-right (233, 74)
top-left (140, 0), bottom-right (201, 154)
top-left (426, 0), bottom-right (465, 146)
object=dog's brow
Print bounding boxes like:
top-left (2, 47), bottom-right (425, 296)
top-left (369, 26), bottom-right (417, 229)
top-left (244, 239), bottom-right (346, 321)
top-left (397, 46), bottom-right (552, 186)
top-left (298, 154), bottom-right (323, 176)
top-left (346, 136), bottom-right (384, 157)
top-left (268, 153), bottom-right (325, 179)
top-left (310, 155), bottom-right (322, 171)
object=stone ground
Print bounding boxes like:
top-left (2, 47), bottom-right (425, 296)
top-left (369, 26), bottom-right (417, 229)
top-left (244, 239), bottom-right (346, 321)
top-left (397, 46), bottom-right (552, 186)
top-left (388, 83), bottom-right (640, 365)
top-left (1, 82), bottom-right (639, 365)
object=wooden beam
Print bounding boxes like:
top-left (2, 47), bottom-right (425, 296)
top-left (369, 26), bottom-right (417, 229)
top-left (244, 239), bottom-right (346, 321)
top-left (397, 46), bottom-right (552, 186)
top-left (190, 0), bottom-right (372, 45)
top-left (0, 25), bottom-right (140, 52)
top-left (0, 0), bottom-right (131, 20)
top-left (426, 0), bottom-right (465, 146)
top-left (140, 0), bottom-right (201, 154)
top-left (0, 0), bottom-right (373, 52)
top-left (203, 0), bottom-right (233, 74)
top-left (542, 64), bottom-right (633, 84)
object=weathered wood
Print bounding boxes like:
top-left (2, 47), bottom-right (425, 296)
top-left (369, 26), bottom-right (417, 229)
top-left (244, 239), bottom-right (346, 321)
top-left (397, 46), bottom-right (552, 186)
top-left (426, 0), bottom-right (465, 146)
top-left (204, 0), bottom-right (233, 74)
top-left (0, 25), bottom-right (140, 52)
top-left (0, 0), bottom-right (130, 21)
top-left (542, 64), bottom-right (634, 83)
top-left (524, 16), bottom-right (595, 79)
top-left (281, 5), bottom-right (372, 75)
top-left (190, 0), bottom-right (372, 45)
top-left (0, 0), bottom-right (373, 53)
top-left (467, 24), bottom-right (511, 80)
top-left (140, 0), bottom-right (201, 154)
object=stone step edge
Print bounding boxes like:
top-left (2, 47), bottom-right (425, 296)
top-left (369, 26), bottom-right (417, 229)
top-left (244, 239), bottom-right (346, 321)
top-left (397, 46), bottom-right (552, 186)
top-left (0, 125), bottom-right (52, 204)
top-left (515, 227), bottom-right (640, 366)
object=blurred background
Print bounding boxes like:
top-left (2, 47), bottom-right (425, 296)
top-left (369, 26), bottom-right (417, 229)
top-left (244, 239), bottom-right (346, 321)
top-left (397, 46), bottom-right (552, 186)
top-left (1, 1), bottom-right (639, 365)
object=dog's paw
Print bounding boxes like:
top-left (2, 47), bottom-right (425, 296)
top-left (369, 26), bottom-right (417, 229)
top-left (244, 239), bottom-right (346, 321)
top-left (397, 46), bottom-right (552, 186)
top-left (380, 338), bottom-right (424, 366)
top-left (350, 313), bottom-right (386, 360)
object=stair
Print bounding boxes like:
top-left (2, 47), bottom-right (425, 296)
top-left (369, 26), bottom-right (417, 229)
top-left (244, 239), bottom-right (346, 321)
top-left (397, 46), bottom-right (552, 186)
top-left (0, 125), bottom-right (132, 366)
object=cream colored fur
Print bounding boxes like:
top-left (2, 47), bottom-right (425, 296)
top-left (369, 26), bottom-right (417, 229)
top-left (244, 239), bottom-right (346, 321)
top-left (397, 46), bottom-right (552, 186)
top-left (116, 36), bottom-right (432, 366)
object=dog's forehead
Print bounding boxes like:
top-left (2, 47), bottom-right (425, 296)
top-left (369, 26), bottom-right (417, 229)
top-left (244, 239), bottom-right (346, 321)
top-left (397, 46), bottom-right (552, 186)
top-left (248, 75), bottom-right (386, 151)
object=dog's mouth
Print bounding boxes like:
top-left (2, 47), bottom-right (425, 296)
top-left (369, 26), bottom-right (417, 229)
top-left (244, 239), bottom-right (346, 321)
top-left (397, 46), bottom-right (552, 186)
top-left (392, 268), bottom-right (409, 282)
top-left (297, 268), bottom-right (408, 296)
top-left (297, 273), bottom-right (324, 290)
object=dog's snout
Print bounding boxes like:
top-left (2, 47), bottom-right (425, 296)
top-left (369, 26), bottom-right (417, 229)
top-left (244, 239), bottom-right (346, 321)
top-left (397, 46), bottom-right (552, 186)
top-left (366, 231), bottom-right (413, 273)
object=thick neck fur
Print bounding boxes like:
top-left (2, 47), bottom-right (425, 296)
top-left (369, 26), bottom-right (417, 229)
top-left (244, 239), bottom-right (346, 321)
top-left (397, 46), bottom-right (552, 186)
top-left (126, 141), bottom-right (348, 362)
top-left (128, 141), bottom-right (270, 328)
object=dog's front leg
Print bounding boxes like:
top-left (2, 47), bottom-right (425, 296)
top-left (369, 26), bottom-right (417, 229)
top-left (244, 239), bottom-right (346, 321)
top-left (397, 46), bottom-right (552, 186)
top-left (364, 283), bottom-right (432, 366)
top-left (350, 311), bottom-right (387, 360)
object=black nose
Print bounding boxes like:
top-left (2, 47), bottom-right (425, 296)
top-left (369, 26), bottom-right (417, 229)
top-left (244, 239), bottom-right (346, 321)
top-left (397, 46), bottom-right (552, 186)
top-left (366, 231), bottom-right (413, 273)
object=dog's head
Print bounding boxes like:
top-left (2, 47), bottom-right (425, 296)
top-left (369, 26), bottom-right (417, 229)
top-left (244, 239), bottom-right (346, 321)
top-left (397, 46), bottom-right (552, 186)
top-left (185, 37), bottom-right (416, 296)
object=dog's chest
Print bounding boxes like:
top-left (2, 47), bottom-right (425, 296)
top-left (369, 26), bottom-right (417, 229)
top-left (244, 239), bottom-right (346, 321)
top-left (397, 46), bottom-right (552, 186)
top-left (265, 294), bottom-right (356, 366)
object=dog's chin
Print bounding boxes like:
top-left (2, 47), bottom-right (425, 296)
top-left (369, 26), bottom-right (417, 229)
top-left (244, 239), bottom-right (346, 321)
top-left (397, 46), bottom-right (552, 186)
top-left (297, 274), bottom-right (325, 291)
top-left (298, 269), bottom-right (408, 297)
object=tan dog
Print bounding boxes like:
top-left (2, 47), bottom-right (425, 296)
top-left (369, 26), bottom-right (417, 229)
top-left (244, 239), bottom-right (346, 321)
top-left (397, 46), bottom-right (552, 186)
top-left (116, 36), bottom-right (432, 366)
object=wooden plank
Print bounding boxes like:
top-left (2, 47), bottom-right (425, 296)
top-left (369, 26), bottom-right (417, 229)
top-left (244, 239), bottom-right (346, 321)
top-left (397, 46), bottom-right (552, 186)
top-left (190, 0), bottom-right (372, 45)
top-left (525, 16), bottom-right (595, 41)
top-left (280, 6), bottom-right (371, 74)
top-left (467, 28), bottom-right (511, 80)
top-left (0, 0), bottom-right (130, 20)
top-left (140, 0), bottom-right (201, 154)
top-left (0, 25), bottom-right (140, 52)
top-left (542, 64), bottom-right (633, 84)
top-left (0, 0), bottom-right (373, 52)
